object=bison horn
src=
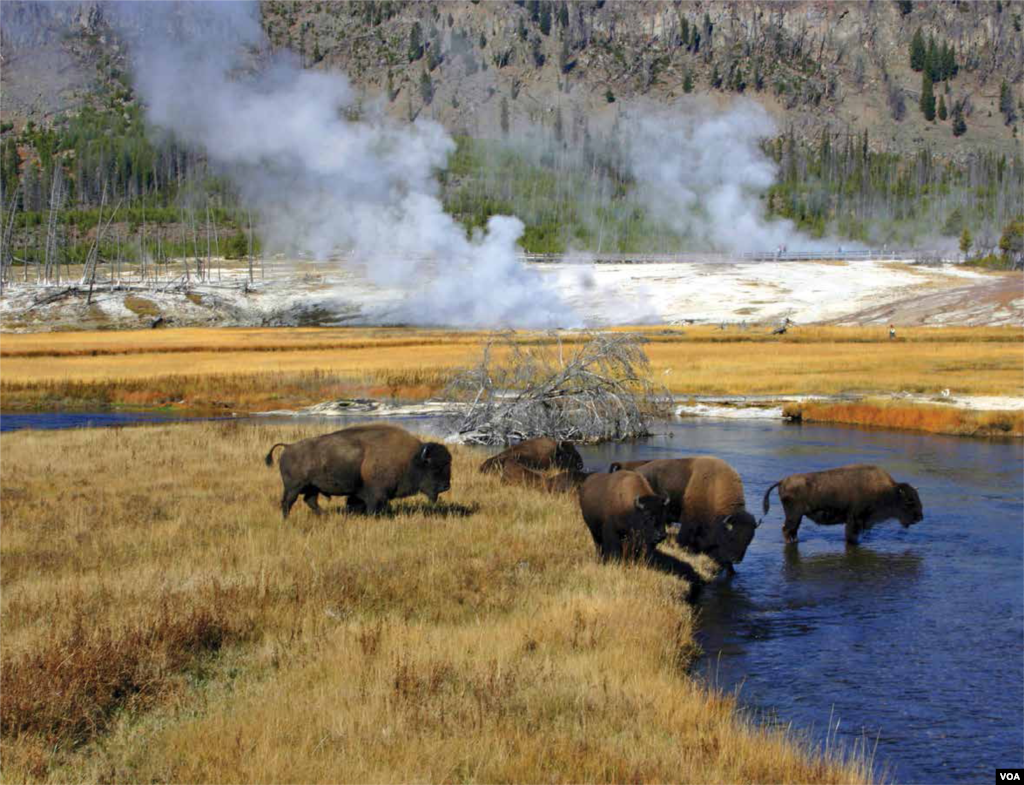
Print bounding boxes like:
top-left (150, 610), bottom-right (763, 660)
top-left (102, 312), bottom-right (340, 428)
top-left (419, 444), bottom-right (431, 461)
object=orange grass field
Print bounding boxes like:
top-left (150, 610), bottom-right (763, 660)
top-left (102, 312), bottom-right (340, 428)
top-left (0, 422), bottom-right (877, 783)
top-left (1, 325), bottom-right (1021, 434)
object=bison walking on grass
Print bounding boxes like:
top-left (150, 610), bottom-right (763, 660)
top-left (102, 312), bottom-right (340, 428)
top-left (762, 464), bottom-right (923, 545)
top-left (578, 471), bottom-right (670, 561)
top-left (265, 424), bottom-right (452, 519)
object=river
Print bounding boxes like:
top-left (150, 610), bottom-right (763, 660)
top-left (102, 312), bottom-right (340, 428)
top-left (2, 412), bottom-right (1021, 781)
top-left (583, 419), bottom-right (1024, 783)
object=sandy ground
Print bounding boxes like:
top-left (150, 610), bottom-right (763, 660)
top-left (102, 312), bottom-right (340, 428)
top-left (1, 259), bottom-right (1020, 331)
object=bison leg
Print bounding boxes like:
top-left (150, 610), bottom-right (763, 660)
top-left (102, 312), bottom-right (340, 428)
top-left (345, 495), bottom-right (367, 515)
top-left (844, 513), bottom-right (864, 545)
top-left (281, 486), bottom-right (301, 520)
top-left (782, 513), bottom-right (802, 543)
top-left (303, 490), bottom-right (323, 516)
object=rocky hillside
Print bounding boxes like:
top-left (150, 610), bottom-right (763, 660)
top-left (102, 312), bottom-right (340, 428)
top-left (1, 0), bottom-right (1022, 158)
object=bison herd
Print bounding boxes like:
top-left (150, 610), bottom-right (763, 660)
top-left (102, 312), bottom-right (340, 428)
top-left (265, 424), bottom-right (925, 573)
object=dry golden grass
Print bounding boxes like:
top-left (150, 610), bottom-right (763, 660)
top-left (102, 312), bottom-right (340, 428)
top-left (1, 325), bottom-right (1019, 412)
top-left (0, 422), bottom-right (873, 784)
top-left (783, 399), bottom-right (1024, 437)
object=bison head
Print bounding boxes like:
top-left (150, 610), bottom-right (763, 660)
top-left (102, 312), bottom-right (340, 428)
top-left (632, 494), bottom-right (670, 552)
top-left (555, 441), bottom-right (585, 473)
top-left (896, 483), bottom-right (923, 527)
top-left (415, 442), bottom-right (452, 503)
top-left (706, 511), bottom-right (758, 566)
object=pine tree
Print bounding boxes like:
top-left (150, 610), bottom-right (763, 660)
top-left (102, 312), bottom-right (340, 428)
top-left (952, 103), bottom-right (967, 136)
top-left (910, 28), bottom-right (925, 71)
top-left (500, 96), bottom-right (509, 136)
top-left (682, 69), bottom-right (693, 93)
top-left (558, 2), bottom-right (569, 28)
top-left (1000, 81), bottom-right (1018, 125)
top-left (938, 95), bottom-right (947, 121)
top-left (960, 227), bottom-right (972, 256)
top-left (419, 69), bottom-right (434, 105)
top-left (408, 22), bottom-right (423, 62)
top-left (920, 72), bottom-right (935, 121)
top-left (710, 63), bottom-right (722, 89)
top-left (925, 34), bottom-right (938, 80)
top-left (681, 17), bottom-right (690, 47)
top-left (554, 106), bottom-right (564, 143)
top-left (539, 3), bottom-right (552, 35)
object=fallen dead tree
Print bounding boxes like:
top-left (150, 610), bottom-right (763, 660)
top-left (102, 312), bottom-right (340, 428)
top-left (444, 331), bottom-right (671, 445)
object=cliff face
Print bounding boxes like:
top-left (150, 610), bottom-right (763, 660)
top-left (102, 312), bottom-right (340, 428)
top-left (1, 0), bottom-right (1021, 156)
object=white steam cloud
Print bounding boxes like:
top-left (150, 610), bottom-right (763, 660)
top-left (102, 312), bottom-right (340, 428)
top-left (115, 2), bottom-right (576, 327)
top-left (624, 101), bottom-right (823, 253)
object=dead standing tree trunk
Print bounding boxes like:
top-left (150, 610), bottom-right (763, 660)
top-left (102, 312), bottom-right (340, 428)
top-left (443, 331), bottom-right (672, 445)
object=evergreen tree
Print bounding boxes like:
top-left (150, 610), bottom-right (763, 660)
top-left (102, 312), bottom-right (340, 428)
top-left (938, 95), bottom-right (947, 121)
top-left (959, 227), bottom-right (972, 256)
top-left (710, 63), bottom-right (722, 89)
top-left (945, 42), bottom-right (957, 79)
top-left (925, 34), bottom-right (938, 80)
top-left (682, 69), bottom-right (694, 93)
top-left (539, 3), bottom-right (552, 35)
top-left (604, 88), bottom-right (615, 103)
top-left (558, 2), bottom-right (569, 28)
top-left (920, 72), bottom-right (935, 121)
top-left (952, 103), bottom-right (967, 136)
top-left (408, 21), bottom-right (423, 62)
top-left (500, 96), bottom-right (510, 136)
top-left (1000, 81), bottom-right (1018, 125)
top-left (910, 28), bottom-right (925, 71)
top-left (419, 69), bottom-right (434, 105)
top-left (681, 17), bottom-right (690, 47)
top-left (559, 35), bottom-right (571, 73)
top-left (554, 106), bottom-right (564, 143)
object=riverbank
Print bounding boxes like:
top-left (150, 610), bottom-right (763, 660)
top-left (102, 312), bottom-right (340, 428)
top-left (0, 422), bottom-right (872, 783)
top-left (1, 325), bottom-right (1020, 437)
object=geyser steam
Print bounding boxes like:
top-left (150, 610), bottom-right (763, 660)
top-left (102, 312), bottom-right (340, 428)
top-left (624, 101), bottom-right (815, 253)
top-left (115, 1), bottom-right (574, 327)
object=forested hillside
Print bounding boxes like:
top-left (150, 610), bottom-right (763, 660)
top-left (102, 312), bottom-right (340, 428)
top-left (1, 0), bottom-right (1022, 263)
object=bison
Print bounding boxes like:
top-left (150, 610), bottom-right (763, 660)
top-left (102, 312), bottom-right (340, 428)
top-left (479, 437), bottom-right (583, 474)
top-left (578, 471), bottom-right (670, 561)
top-left (264, 424), bottom-right (452, 519)
top-left (636, 456), bottom-right (758, 572)
top-left (495, 460), bottom-right (591, 494)
top-left (762, 464), bottom-right (924, 545)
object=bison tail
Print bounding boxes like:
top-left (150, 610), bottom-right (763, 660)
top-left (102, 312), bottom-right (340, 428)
top-left (762, 481), bottom-right (781, 515)
top-left (264, 443), bottom-right (288, 467)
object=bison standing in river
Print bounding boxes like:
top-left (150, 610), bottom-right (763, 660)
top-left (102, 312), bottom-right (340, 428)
top-left (634, 456), bottom-right (758, 572)
top-left (762, 464), bottom-right (923, 544)
top-left (479, 437), bottom-right (584, 474)
top-left (578, 471), bottom-right (670, 561)
top-left (264, 424), bottom-right (452, 519)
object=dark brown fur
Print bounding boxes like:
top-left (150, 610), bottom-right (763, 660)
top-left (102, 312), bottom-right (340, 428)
top-left (479, 437), bottom-right (584, 474)
top-left (638, 457), bottom-right (757, 571)
top-left (497, 462), bottom-right (590, 494)
top-left (265, 424), bottom-right (451, 519)
top-left (578, 471), bottom-right (670, 560)
top-left (762, 463), bottom-right (924, 544)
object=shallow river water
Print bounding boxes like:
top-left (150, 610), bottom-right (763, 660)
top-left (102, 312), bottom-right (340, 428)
top-left (2, 412), bottom-right (1021, 782)
top-left (582, 419), bottom-right (1024, 784)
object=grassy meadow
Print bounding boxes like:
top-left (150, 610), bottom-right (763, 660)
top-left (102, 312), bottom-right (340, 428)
top-left (0, 422), bottom-right (874, 783)
top-left (1, 326), bottom-right (1021, 426)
